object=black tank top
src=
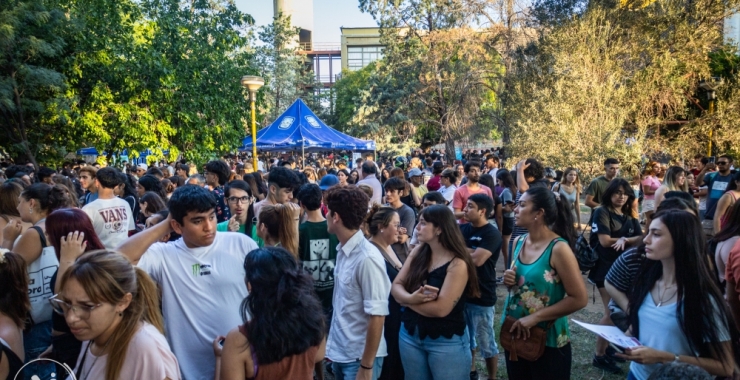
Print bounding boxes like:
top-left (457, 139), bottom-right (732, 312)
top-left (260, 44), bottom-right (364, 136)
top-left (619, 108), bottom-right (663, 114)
top-left (401, 260), bottom-right (467, 339)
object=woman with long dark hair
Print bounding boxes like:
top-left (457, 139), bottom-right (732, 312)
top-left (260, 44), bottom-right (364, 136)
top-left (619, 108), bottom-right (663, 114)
top-left (244, 173), bottom-right (266, 202)
top-left (502, 186), bottom-right (587, 379)
top-left (391, 205), bottom-right (480, 379)
top-left (0, 250), bottom-right (30, 379)
top-left (137, 174), bottom-right (166, 200)
top-left (588, 179), bottom-right (642, 373)
top-left (217, 247), bottom-right (326, 380)
top-left (116, 173), bottom-right (140, 222)
top-left (139, 192), bottom-right (167, 220)
top-left (619, 209), bottom-right (738, 379)
top-left (44, 208), bottom-right (107, 372)
top-left (56, 250), bottom-right (179, 379)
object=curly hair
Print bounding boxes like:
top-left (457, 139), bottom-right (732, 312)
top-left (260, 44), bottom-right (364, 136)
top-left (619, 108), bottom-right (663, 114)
top-left (523, 158), bottom-right (545, 181)
top-left (324, 186), bottom-right (370, 230)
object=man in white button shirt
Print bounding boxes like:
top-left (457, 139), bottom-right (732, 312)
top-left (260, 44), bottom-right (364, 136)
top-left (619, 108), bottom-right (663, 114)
top-left (324, 186), bottom-right (391, 380)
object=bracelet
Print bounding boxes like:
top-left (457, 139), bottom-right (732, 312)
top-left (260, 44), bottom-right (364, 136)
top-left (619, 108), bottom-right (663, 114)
top-left (360, 363), bottom-right (373, 370)
top-left (673, 353), bottom-right (680, 363)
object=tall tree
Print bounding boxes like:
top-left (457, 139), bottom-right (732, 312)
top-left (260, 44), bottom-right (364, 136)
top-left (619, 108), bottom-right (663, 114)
top-left (255, 14), bottom-right (319, 122)
top-left (358, 0), bottom-right (503, 154)
top-left (0, 0), bottom-right (74, 166)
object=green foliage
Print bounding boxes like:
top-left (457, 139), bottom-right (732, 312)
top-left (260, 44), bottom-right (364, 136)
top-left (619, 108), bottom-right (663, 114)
top-left (331, 64), bottom-right (377, 134)
top-left (255, 14), bottom-right (320, 123)
top-left (352, 0), bottom-right (504, 154)
top-left (0, 0), bottom-right (75, 166)
top-left (0, 0), bottom-right (259, 166)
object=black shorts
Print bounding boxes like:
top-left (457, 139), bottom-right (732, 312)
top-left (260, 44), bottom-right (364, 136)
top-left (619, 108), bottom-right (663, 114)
top-left (502, 217), bottom-right (514, 236)
top-left (587, 256), bottom-right (616, 288)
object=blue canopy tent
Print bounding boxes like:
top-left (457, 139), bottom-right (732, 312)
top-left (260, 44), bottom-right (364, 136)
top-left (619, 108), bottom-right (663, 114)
top-left (240, 99), bottom-right (375, 155)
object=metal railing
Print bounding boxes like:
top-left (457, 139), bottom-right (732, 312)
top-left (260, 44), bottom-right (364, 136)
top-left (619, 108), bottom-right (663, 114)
top-left (299, 42), bottom-right (341, 51)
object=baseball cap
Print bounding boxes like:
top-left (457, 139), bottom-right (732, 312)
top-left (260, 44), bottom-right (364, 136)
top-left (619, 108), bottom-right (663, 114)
top-left (137, 163), bottom-right (148, 171)
top-left (319, 174), bottom-right (339, 190)
top-left (408, 168), bottom-right (423, 177)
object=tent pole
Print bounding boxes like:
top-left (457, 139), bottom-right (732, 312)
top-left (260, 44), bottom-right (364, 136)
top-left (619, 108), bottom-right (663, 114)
top-left (302, 140), bottom-right (305, 166)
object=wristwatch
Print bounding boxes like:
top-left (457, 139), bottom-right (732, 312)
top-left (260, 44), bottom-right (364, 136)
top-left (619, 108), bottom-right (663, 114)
top-left (673, 353), bottom-right (680, 363)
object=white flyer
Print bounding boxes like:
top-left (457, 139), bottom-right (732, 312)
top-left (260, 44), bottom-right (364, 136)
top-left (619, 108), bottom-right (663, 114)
top-left (571, 319), bottom-right (642, 348)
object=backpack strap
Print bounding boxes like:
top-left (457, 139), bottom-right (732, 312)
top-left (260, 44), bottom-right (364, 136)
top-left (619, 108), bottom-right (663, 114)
top-left (30, 226), bottom-right (47, 248)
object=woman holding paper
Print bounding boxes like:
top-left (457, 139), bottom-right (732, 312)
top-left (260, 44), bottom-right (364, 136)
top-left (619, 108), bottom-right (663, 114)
top-left (618, 209), bottom-right (739, 379)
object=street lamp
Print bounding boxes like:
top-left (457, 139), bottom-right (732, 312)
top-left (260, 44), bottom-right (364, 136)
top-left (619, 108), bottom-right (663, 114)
top-left (699, 77), bottom-right (723, 157)
top-left (241, 75), bottom-right (264, 172)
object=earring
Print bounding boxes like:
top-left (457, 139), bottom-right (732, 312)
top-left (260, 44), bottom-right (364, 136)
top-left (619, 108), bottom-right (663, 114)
top-left (381, 230), bottom-right (384, 233)
top-left (118, 312), bottom-right (123, 317)
top-left (534, 217), bottom-right (537, 221)
top-left (29, 208), bottom-right (33, 214)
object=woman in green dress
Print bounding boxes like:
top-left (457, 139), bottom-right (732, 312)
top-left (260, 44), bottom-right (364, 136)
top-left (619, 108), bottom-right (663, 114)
top-left (502, 186), bottom-right (588, 379)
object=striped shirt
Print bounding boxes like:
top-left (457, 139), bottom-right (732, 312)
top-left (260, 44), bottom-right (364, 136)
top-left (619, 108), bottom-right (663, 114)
top-left (605, 247), bottom-right (643, 292)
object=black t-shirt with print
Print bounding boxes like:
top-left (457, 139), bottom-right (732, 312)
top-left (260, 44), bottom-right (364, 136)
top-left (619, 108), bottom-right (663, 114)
top-left (459, 222), bottom-right (502, 306)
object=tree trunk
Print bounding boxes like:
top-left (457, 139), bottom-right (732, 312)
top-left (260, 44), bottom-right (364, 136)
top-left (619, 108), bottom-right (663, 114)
top-left (445, 137), bottom-right (455, 162)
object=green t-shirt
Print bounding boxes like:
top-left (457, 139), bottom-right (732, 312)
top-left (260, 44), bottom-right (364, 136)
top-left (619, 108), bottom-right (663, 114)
top-left (298, 220), bottom-right (338, 314)
top-left (215, 221), bottom-right (264, 247)
top-left (585, 175), bottom-right (612, 206)
top-left (216, 220), bottom-right (246, 234)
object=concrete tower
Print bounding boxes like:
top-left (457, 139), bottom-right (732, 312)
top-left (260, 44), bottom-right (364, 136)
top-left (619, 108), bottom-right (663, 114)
top-left (274, 0), bottom-right (313, 49)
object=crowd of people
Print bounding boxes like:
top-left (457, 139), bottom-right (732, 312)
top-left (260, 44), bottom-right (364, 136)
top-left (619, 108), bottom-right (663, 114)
top-left (0, 147), bottom-right (738, 380)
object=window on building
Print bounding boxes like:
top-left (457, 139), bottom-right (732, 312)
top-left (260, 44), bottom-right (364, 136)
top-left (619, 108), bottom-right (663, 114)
top-left (347, 46), bottom-right (384, 71)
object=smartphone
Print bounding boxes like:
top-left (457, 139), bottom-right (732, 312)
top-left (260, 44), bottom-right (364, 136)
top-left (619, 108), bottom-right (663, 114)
top-left (422, 285), bottom-right (440, 296)
top-left (219, 338), bottom-right (225, 347)
top-left (505, 200), bottom-right (515, 205)
top-left (709, 156), bottom-right (716, 163)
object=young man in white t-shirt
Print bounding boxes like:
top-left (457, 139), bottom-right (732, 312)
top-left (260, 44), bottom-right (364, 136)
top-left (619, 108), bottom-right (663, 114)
top-left (117, 185), bottom-right (258, 380)
top-left (82, 167), bottom-right (134, 249)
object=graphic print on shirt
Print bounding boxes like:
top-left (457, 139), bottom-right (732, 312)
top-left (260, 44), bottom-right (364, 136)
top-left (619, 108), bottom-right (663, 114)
top-left (191, 263), bottom-right (212, 277)
top-left (302, 238), bottom-right (335, 289)
top-left (27, 265), bottom-right (55, 302)
top-left (97, 206), bottom-right (129, 234)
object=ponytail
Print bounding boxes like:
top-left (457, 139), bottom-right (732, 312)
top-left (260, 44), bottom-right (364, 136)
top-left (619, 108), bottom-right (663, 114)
top-left (552, 194), bottom-right (577, 251)
top-left (259, 205), bottom-right (299, 258)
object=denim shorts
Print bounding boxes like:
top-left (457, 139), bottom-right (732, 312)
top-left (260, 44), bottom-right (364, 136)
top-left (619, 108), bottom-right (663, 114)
top-left (464, 304), bottom-right (499, 358)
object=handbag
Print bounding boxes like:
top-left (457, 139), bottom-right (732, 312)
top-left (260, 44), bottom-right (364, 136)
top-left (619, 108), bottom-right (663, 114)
top-left (499, 316), bottom-right (552, 361)
top-left (574, 216), bottom-right (597, 271)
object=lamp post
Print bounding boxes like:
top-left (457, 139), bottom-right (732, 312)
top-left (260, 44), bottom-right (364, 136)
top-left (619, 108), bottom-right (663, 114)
top-left (241, 75), bottom-right (264, 172)
top-left (699, 77), bottom-right (723, 157)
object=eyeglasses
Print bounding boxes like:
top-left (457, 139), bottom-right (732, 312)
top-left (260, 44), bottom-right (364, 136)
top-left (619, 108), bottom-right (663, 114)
top-left (614, 191), bottom-right (629, 197)
top-left (717, 161), bottom-right (729, 165)
top-left (227, 196), bottom-right (254, 204)
top-left (49, 295), bottom-right (102, 320)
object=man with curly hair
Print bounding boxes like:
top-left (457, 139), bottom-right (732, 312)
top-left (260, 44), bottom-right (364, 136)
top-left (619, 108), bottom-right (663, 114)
top-left (324, 186), bottom-right (390, 380)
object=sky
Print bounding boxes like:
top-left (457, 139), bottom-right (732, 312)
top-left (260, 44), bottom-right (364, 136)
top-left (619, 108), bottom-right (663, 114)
top-left (234, 0), bottom-right (378, 44)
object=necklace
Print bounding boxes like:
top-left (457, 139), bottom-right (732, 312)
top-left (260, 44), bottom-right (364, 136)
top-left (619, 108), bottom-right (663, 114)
top-left (77, 338), bottom-right (111, 380)
top-left (657, 282), bottom-right (677, 307)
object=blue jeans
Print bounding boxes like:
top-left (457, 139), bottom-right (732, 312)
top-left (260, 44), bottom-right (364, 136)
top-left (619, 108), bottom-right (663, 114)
top-left (333, 357), bottom-right (384, 380)
top-left (399, 324), bottom-right (471, 380)
top-left (627, 370), bottom-right (639, 380)
top-left (22, 320), bottom-right (55, 380)
top-left (464, 304), bottom-right (499, 358)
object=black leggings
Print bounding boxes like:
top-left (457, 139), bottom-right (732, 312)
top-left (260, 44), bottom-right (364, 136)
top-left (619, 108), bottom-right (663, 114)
top-left (504, 343), bottom-right (572, 380)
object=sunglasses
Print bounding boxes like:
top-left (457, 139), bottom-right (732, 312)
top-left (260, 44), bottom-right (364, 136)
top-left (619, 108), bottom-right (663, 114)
top-left (717, 161), bottom-right (729, 165)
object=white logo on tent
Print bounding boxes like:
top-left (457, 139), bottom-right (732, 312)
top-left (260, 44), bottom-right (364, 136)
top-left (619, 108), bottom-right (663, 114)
top-left (278, 117), bottom-right (295, 130)
top-left (304, 115), bottom-right (321, 128)
top-left (305, 116), bottom-right (321, 128)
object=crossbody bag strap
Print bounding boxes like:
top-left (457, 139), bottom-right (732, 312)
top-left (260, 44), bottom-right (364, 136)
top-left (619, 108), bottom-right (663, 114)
top-left (501, 234), bottom-right (528, 324)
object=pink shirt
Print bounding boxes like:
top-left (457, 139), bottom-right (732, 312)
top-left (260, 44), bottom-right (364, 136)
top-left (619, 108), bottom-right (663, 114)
top-left (70, 323), bottom-right (181, 380)
top-left (641, 176), bottom-right (661, 200)
top-left (452, 184), bottom-right (493, 222)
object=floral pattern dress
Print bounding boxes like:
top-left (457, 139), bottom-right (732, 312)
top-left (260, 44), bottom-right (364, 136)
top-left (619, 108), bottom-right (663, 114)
top-left (212, 186), bottom-right (231, 223)
top-left (504, 234), bottom-right (571, 348)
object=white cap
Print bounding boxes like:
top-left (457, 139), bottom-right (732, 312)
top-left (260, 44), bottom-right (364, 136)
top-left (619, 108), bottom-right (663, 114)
top-left (137, 163), bottom-right (148, 171)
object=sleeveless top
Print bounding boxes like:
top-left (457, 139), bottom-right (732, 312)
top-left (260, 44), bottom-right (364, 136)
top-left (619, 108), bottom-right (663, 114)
top-left (27, 226), bottom-right (58, 324)
top-left (504, 234), bottom-right (570, 348)
top-left (553, 183), bottom-right (577, 209)
top-left (238, 324), bottom-right (318, 380)
top-left (401, 260), bottom-right (467, 339)
top-left (0, 337), bottom-right (23, 379)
